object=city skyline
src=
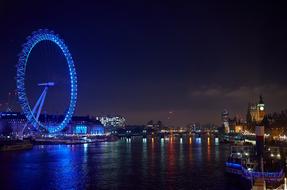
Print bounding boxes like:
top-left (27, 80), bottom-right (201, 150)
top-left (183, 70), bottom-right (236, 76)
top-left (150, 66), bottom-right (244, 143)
top-left (1, 1), bottom-right (287, 125)
top-left (2, 2), bottom-right (287, 190)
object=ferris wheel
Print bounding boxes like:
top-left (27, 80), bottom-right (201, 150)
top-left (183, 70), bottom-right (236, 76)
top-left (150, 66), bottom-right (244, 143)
top-left (16, 29), bottom-right (77, 133)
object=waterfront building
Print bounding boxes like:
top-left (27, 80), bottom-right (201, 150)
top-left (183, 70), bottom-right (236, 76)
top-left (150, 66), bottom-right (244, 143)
top-left (234, 124), bottom-right (244, 133)
top-left (247, 95), bottom-right (266, 125)
top-left (0, 112), bottom-right (104, 136)
top-left (226, 116), bottom-right (246, 134)
top-left (186, 123), bottom-right (201, 133)
top-left (72, 123), bottom-right (104, 135)
top-left (221, 109), bottom-right (230, 133)
top-left (0, 112), bottom-right (27, 137)
top-left (96, 115), bottom-right (126, 128)
top-left (69, 116), bottom-right (104, 135)
top-left (146, 120), bottom-right (163, 131)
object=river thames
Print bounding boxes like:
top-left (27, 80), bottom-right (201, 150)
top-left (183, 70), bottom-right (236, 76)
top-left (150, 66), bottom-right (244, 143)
top-left (0, 136), bottom-right (245, 190)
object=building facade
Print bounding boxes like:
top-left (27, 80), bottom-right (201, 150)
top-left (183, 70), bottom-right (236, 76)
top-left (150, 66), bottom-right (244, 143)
top-left (222, 109), bottom-right (230, 133)
top-left (96, 116), bottom-right (126, 128)
top-left (247, 96), bottom-right (266, 125)
top-left (0, 112), bottom-right (105, 136)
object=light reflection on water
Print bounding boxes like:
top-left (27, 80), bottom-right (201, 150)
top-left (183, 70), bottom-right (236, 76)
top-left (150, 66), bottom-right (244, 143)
top-left (0, 136), bottom-right (243, 190)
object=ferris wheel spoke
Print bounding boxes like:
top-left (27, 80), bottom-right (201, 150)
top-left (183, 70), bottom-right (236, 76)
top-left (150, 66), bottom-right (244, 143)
top-left (31, 86), bottom-right (47, 115)
top-left (35, 87), bottom-right (47, 122)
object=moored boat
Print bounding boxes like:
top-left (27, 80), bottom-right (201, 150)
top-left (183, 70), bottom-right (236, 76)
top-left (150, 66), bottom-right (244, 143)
top-left (225, 145), bottom-right (285, 189)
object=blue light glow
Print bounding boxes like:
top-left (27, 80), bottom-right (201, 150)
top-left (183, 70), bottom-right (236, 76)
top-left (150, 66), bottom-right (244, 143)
top-left (226, 161), bottom-right (284, 180)
top-left (16, 29), bottom-right (77, 133)
top-left (90, 125), bottom-right (104, 135)
top-left (195, 137), bottom-right (201, 144)
top-left (225, 162), bottom-right (242, 169)
top-left (74, 125), bottom-right (87, 134)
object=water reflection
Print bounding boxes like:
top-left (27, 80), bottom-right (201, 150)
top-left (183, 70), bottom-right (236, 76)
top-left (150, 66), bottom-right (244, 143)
top-left (207, 139), bottom-right (211, 162)
top-left (83, 143), bottom-right (88, 152)
top-left (196, 137), bottom-right (201, 144)
top-left (188, 138), bottom-right (193, 161)
top-left (167, 137), bottom-right (176, 188)
top-left (179, 137), bottom-right (184, 170)
top-left (189, 137), bottom-right (192, 144)
top-left (0, 136), bottom-right (241, 190)
top-left (215, 137), bottom-right (219, 146)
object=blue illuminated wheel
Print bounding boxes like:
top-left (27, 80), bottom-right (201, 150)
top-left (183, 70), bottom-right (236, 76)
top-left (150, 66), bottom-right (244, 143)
top-left (16, 29), bottom-right (77, 133)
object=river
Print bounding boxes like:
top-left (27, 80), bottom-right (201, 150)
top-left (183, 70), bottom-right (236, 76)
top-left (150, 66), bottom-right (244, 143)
top-left (0, 136), bottom-right (246, 190)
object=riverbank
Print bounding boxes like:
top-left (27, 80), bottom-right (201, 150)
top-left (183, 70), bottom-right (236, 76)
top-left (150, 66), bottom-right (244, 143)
top-left (0, 140), bottom-right (33, 151)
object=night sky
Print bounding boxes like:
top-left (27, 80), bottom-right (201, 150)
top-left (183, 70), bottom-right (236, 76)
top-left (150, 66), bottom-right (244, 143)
top-left (1, 1), bottom-right (287, 126)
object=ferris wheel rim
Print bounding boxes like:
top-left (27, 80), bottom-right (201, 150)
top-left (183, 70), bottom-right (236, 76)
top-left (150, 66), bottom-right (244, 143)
top-left (16, 29), bottom-right (77, 133)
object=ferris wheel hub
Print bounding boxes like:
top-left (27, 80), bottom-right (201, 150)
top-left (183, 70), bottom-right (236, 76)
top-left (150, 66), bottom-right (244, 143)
top-left (38, 82), bottom-right (55, 87)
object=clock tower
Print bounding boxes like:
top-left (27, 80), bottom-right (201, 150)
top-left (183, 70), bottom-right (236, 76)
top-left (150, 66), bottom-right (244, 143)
top-left (257, 95), bottom-right (265, 122)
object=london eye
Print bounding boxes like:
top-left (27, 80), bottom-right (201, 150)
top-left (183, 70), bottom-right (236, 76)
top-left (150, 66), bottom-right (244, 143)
top-left (16, 29), bottom-right (77, 134)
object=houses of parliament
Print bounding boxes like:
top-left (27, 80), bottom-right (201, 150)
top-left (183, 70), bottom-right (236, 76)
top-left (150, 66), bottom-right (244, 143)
top-left (247, 95), bottom-right (266, 125)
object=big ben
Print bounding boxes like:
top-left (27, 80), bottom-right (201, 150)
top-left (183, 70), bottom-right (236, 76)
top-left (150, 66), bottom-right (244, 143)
top-left (257, 95), bottom-right (265, 122)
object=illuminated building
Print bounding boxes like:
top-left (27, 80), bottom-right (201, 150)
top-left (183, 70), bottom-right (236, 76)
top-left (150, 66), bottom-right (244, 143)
top-left (247, 95), bottom-right (265, 124)
top-left (73, 124), bottom-right (104, 135)
top-left (146, 120), bottom-right (163, 131)
top-left (186, 123), bottom-right (201, 132)
top-left (96, 116), bottom-right (126, 128)
top-left (234, 125), bottom-right (244, 133)
top-left (64, 116), bottom-right (104, 135)
top-left (74, 125), bottom-right (87, 134)
top-left (222, 109), bottom-right (230, 133)
top-left (226, 115), bottom-right (246, 134)
top-left (257, 96), bottom-right (265, 121)
top-left (90, 126), bottom-right (104, 135)
top-left (0, 112), bottom-right (26, 137)
top-left (0, 112), bottom-right (104, 136)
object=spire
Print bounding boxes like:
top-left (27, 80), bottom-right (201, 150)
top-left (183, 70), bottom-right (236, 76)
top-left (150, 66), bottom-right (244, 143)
top-left (259, 95), bottom-right (264, 104)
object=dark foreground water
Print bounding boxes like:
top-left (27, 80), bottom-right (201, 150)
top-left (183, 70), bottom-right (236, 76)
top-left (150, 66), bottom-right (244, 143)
top-left (0, 136), bottom-right (244, 190)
